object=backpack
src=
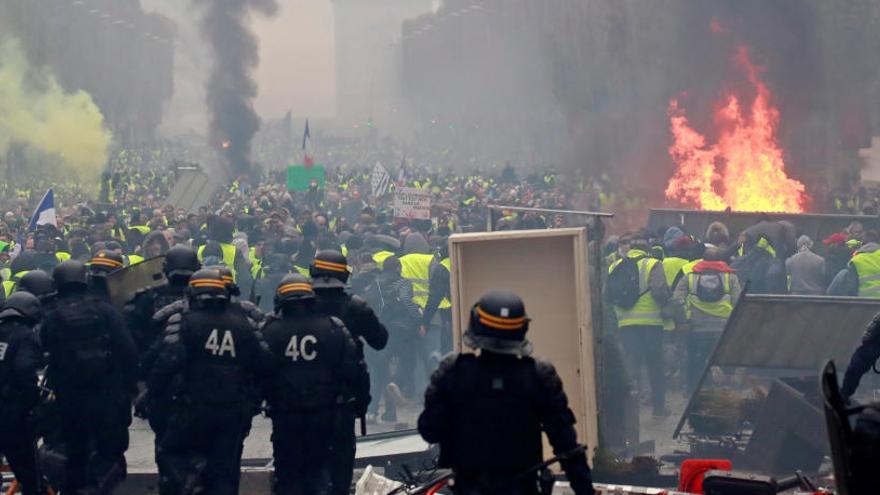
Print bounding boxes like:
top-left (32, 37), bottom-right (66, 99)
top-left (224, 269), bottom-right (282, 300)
top-left (607, 257), bottom-right (646, 309)
top-left (695, 273), bottom-right (725, 302)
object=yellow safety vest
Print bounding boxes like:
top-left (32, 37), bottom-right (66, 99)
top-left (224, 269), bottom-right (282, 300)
top-left (686, 271), bottom-right (734, 319)
top-left (661, 256), bottom-right (689, 330)
top-left (400, 253), bottom-right (434, 308)
top-left (130, 225), bottom-right (151, 235)
top-left (851, 249), bottom-right (880, 298)
top-left (125, 255), bottom-right (144, 266)
top-left (55, 252), bottom-right (71, 263)
top-left (3, 271), bottom-right (28, 298)
top-left (609, 250), bottom-right (663, 327)
top-left (439, 257), bottom-right (452, 309)
top-left (372, 251), bottom-right (394, 269)
top-left (294, 265), bottom-right (310, 277)
top-left (682, 259), bottom-right (701, 277)
top-left (197, 243), bottom-right (238, 281)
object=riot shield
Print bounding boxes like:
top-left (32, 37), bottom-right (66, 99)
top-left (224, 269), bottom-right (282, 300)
top-left (105, 256), bottom-right (167, 308)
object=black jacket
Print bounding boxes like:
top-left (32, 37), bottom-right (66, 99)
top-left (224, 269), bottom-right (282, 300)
top-left (148, 302), bottom-right (270, 406)
top-left (843, 312), bottom-right (880, 399)
top-left (0, 316), bottom-right (42, 417)
top-left (42, 292), bottom-right (139, 397)
top-left (261, 311), bottom-right (367, 412)
top-left (418, 352), bottom-right (594, 495)
top-left (314, 289), bottom-right (388, 351)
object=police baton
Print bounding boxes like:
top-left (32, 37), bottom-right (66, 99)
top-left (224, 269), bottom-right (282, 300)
top-left (359, 414), bottom-right (367, 436)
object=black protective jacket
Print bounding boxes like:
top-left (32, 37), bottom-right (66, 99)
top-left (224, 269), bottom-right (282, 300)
top-left (125, 282), bottom-right (188, 354)
top-left (843, 312), bottom-right (880, 399)
top-left (0, 316), bottom-right (42, 418)
top-left (418, 352), bottom-right (595, 495)
top-left (314, 289), bottom-right (388, 351)
top-left (261, 311), bottom-right (367, 412)
top-left (148, 302), bottom-right (270, 406)
top-left (42, 292), bottom-right (139, 397)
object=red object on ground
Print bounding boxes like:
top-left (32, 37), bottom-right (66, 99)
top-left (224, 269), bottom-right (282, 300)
top-left (677, 459), bottom-right (733, 493)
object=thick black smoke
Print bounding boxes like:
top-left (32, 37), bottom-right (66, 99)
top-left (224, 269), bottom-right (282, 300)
top-left (194, 0), bottom-right (279, 176)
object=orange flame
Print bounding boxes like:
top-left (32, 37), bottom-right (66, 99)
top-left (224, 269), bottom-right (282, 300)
top-left (665, 47), bottom-right (807, 213)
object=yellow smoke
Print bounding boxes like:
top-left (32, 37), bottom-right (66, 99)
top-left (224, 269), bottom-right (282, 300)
top-left (0, 37), bottom-right (111, 179)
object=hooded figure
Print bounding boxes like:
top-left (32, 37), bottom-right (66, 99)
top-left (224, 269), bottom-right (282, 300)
top-left (402, 232), bottom-right (431, 255)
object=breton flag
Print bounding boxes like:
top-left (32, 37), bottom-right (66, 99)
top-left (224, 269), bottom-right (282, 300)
top-left (371, 161), bottom-right (390, 197)
top-left (302, 119), bottom-right (314, 169)
top-left (28, 188), bottom-right (56, 232)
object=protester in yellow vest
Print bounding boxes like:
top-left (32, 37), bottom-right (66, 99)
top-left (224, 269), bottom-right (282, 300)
top-left (399, 233), bottom-right (434, 310)
top-left (422, 238), bottom-right (453, 352)
top-left (672, 248), bottom-right (741, 393)
top-left (845, 231), bottom-right (880, 297)
top-left (660, 231), bottom-right (694, 331)
top-left (607, 234), bottom-right (670, 417)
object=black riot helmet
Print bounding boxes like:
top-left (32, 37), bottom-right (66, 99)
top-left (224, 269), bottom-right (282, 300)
top-left (464, 289), bottom-right (532, 357)
top-left (310, 250), bottom-right (349, 289)
top-left (187, 268), bottom-right (228, 305)
top-left (53, 260), bottom-right (88, 292)
top-left (0, 291), bottom-right (43, 323)
top-left (164, 245), bottom-right (201, 280)
top-left (274, 273), bottom-right (315, 310)
top-left (16, 270), bottom-right (56, 301)
top-left (88, 250), bottom-right (124, 275)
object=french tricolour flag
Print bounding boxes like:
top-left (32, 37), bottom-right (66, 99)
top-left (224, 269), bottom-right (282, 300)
top-left (28, 188), bottom-right (56, 232)
top-left (302, 119), bottom-right (314, 169)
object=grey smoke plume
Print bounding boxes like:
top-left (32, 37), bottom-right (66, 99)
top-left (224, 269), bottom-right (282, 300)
top-left (193, 0), bottom-right (279, 176)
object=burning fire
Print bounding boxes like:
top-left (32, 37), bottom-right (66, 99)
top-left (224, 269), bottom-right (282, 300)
top-left (665, 47), bottom-right (807, 213)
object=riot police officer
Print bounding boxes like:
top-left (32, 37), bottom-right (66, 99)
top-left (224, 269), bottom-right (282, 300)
top-left (418, 290), bottom-right (595, 495)
top-left (0, 292), bottom-right (44, 495)
top-left (126, 245), bottom-right (201, 354)
top-left (148, 269), bottom-right (270, 495)
top-left (41, 260), bottom-right (139, 494)
top-left (310, 249), bottom-right (387, 495)
top-left (87, 249), bottom-right (125, 298)
top-left (261, 274), bottom-right (368, 494)
top-left (16, 269), bottom-right (56, 302)
top-left (842, 312), bottom-right (880, 400)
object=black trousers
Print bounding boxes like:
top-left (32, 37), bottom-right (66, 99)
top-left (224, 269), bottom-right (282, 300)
top-left (58, 392), bottom-right (131, 494)
top-left (0, 416), bottom-right (42, 495)
top-left (328, 410), bottom-right (356, 495)
top-left (272, 409), bottom-right (336, 494)
top-left (159, 403), bottom-right (251, 495)
top-left (148, 397), bottom-right (176, 495)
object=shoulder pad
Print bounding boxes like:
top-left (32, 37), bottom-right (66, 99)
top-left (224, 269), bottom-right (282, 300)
top-left (533, 358), bottom-right (562, 382)
top-left (163, 333), bottom-right (180, 344)
top-left (349, 294), bottom-right (368, 307)
top-left (153, 300), bottom-right (185, 323)
top-left (261, 313), bottom-right (280, 326)
top-left (166, 312), bottom-right (183, 325)
top-left (441, 352), bottom-right (464, 368)
top-left (329, 316), bottom-right (346, 328)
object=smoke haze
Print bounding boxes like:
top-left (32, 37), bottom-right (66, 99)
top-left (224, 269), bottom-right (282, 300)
top-left (193, 0), bottom-right (280, 175)
top-left (0, 37), bottom-right (110, 179)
